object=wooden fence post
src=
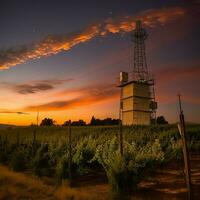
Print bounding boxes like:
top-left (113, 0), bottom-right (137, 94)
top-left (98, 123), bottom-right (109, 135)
top-left (5, 135), bottom-right (8, 155)
top-left (177, 94), bottom-right (192, 200)
top-left (17, 132), bottom-right (20, 146)
top-left (68, 120), bottom-right (72, 184)
top-left (33, 129), bottom-right (36, 155)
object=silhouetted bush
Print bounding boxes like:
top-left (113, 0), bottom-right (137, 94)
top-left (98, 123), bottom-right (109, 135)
top-left (90, 116), bottom-right (120, 126)
top-left (157, 116), bottom-right (168, 124)
top-left (40, 118), bottom-right (55, 126)
top-left (9, 148), bottom-right (27, 171)
top-left (63, 119), bottom-right (86, 126)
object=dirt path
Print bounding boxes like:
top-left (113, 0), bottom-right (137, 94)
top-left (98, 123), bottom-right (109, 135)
top-left (73, 153), bottom-right (200, 200)
top-left (0, 153), bottom-right (199, 200)
top-left (134, 153), bottom-right (200, 200)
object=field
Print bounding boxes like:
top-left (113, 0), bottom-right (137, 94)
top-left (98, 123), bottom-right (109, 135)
top-left (0, 124), bottom-right (200, 199)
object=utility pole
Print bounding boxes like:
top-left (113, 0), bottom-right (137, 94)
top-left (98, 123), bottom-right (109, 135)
top-left (33, 110), bottom-right (39, 156)
top-left (177, 94), bottom-right (192, 200)
top-left (68, 120), bottom-right (72, 184)
top-left (119, 88), bottom-right (123, 156)
top-left (37, 111), bottom-right (39, 126)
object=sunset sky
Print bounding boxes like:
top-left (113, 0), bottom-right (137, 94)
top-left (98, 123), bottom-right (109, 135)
top-left (0, 0), bottom-right (200, 125)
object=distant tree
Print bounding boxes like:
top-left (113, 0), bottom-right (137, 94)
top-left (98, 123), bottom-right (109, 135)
top-left (40, 118), bottom-right (55, 126)
top-left (102, 118), bottom-right (119, 125)
top-left (62, 121), bottom-right (70, 126)
top-left (110, 118), bottom-right (120, 125)
top-left (30, 123), bottom-right (35, 126)
top-left (156, 116), bottom-right (168, 125)
top-left (90, 116), bottom-right (97, 125)
top-left (71, 119), bottom-right (86, 126)
top-left (63, 119), bottom-right (86, 126)
top-left (89, 116), bottom-right (120, 126)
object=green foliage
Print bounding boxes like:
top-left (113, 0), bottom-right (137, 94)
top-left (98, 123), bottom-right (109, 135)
top-left (92, 137), bottom-right (164, 193)
top-left (135, 139), bottom-right (165, 167)
top-left (31, 144), bottom-right (51, 176)
top-left (55, 155), bottom-right (69, 182)
top-left (0, 124), bottom-right (199, 193)
top-left (9, 147), bottom-right (27, 171)
top-left (73, 136), bottom-right (97, 172)
top-left (0, 136), bottom-right (8, 163)
top-left (49, 141), bottom-right (68, 166)
top-left (0, 151), bottom-right (7, 164)
top-left (164, 138), bottom-right (182, 161)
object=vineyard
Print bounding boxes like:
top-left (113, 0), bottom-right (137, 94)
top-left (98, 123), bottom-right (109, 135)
top-left (0, 124), bottom-right (200, 199)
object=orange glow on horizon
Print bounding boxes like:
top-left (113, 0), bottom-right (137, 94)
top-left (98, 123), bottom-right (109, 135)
top-left (0, 96), bottom-right (119, 126)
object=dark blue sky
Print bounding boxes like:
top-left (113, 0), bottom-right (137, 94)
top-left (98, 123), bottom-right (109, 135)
top-left (0, 0), bottom-right (188, 46)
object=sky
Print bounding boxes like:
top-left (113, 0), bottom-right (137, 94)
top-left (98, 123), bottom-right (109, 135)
top-left (0, 0), bottom-right (200, 125)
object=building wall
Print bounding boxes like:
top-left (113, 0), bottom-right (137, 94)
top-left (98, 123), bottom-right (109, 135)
top-left (121, 82), bottom-right (151, 125)
top-left (123, 98), bottom-right (133, 111)
top-left (133, 97), bottom-right (150, 111)
top-left (133, 83), bottom-right (150, 98)
top-left (122, 111), bottom-right (133, 125)
top-left (122, 84), bottom-right (133, 98)
top-left (132, 111), bottom-right (151, 125)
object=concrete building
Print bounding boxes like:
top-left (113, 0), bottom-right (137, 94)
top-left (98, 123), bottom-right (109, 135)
top-left (118, 21), bottom-right (157, 125)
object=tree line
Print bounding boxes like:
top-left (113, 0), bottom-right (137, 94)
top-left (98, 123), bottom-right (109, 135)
top-left (39, 115), bottom-right (168, 126)
top-left (39, 116), bottom-right (120, 126)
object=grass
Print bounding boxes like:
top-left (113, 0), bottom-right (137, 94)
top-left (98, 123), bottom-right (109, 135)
top-left (0, 165), bottom-right (56, 200)
top-left (0, 165), bottom-right (107, 200)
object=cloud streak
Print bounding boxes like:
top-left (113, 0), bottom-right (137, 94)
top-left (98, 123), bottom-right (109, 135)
top-left (0, 111), bottom-right (30, 115)
top-left (14, 83), bottom-right (54, 94)
top-left (2, 78), bottom-right (73, 94)
top-left (0, 7), bottom-right (186, 70)
top-left (23, 83), bottom-right (119, 111)
top-left (2, 60), bottom-right (199, 113)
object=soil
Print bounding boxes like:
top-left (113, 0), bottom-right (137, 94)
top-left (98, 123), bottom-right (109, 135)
top-left (72, 153), bottom-right (200, 200)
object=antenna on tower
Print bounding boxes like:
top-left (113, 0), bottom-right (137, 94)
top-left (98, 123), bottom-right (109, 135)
top-left (131, 20), bottom-right (148, 81)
